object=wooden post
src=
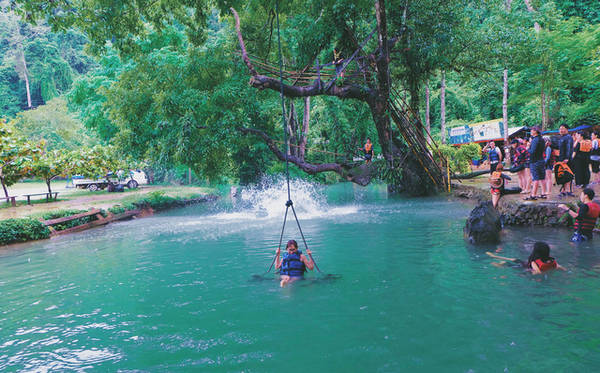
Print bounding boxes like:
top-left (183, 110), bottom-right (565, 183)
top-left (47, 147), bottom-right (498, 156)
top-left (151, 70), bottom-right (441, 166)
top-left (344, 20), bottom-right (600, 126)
top-left (440, 71), bottom-right (446, 144)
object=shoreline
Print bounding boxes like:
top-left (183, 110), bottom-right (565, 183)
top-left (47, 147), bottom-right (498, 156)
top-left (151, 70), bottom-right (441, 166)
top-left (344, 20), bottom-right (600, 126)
top-left (450, 183), bottom-right (575, 229)
top-left (0, 193), bottom-right (219, 248)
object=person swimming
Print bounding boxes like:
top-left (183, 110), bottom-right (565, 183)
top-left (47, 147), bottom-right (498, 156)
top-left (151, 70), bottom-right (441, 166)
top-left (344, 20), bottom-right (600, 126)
top-left (275, 239), bottom-right (314, 287)
top-left (486, 241), bottom-right (565, 275)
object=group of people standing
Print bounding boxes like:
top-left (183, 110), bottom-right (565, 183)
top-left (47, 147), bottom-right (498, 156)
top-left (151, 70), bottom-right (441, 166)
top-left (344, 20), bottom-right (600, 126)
top-left (488, 125), bottom-right (600, 204)
top-left (486, 124), bottom-right (600, 242)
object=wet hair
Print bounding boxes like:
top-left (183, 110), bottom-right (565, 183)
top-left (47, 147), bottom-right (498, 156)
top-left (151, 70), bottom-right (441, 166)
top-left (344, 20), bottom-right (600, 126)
top-left (286, 239), bottom-right (298, 249)
top-left (528, 241), bottom-right (552, 265)
top-left (366, 137), bottom-right (371, 142)
top-left (560, 124), bottom-right (570, 130)
top-left (576, 131), bottom-right (588, 139)
top-left (593, 131), bottom-right (600, 138)
top-left (583, 188), bottom-right (595, 200)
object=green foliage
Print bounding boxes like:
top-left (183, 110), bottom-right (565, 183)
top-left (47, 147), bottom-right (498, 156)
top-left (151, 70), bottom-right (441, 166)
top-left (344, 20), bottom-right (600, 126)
top-left (0, 120), bottom-right (42, 194)
top-left (0, 3), bottom-right (96, 115)
top-left (437, 143), bottom-right (481, 174)
top-left (0, 218), bottom-right (50, 245)
top-left (9, 98), bottom-right (98, 150)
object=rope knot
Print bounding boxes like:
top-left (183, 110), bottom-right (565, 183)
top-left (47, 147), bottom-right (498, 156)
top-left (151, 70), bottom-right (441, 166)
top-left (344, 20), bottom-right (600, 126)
top-left (285, 200), bottom-right (293, 207)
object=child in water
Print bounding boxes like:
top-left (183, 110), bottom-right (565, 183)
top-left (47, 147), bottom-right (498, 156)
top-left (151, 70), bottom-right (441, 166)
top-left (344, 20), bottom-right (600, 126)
top-left (486, 241), bottom-right (566, 275)
top-left (489, 164), bottom-right (511, 208)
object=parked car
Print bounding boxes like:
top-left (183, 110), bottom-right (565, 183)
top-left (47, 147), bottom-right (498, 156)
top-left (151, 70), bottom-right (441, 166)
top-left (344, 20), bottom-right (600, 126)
top-left (73, 170), bottom-right (148, 191)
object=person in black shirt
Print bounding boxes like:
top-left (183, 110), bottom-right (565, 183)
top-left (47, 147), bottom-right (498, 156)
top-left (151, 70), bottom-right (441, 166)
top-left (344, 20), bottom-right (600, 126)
top-left (525, 126), bottom-right (546, 200)
top-left (558, 124), bottom-right (574, 196)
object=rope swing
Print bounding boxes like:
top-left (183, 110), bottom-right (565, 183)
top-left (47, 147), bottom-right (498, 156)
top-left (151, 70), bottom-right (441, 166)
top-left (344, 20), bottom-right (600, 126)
top-left (266, 1), bottom-right (321, 274)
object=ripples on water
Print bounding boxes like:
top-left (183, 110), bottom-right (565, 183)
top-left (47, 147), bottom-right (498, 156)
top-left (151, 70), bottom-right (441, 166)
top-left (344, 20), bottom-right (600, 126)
top-left (1, 180), bottom-right (600, 371)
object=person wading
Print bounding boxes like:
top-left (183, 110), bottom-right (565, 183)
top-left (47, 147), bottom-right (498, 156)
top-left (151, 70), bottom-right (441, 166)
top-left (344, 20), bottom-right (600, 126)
top-left (275, 239), bottom-right (314, 287)
top-left (558, 188), bottom-right (600, 242)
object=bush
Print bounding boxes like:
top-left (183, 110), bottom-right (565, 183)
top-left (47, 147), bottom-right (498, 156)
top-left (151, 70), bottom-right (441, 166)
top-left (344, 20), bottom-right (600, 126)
top-left (133, 191), bottom-right (178, 210)
top-left (0, 218), bottom-right (50, 246)
top-left (436, 143), bottom-right (482, 174)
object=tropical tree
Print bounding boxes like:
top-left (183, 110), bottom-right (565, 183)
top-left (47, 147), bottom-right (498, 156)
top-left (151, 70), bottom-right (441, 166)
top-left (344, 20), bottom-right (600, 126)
top-left (0, 120), bottom-right (40, 197)
top-left (24, 147), bottom-right (69, 195)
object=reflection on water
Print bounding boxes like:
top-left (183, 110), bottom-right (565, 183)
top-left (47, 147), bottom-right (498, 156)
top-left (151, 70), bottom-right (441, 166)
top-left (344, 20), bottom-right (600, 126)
top-left (1, 181), bottom-right (600, 371)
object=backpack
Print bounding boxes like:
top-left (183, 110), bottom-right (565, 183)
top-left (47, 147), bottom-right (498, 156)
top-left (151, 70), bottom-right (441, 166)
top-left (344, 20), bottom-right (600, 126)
top-left (554, 161), bottom-right (574, 185)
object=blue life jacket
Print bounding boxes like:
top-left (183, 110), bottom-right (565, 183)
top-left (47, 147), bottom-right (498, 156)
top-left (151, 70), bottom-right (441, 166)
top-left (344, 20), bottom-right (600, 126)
top-left (280, 251), bottom-right (306, 277)
top-left (488, 148), bottom-right (500, 163)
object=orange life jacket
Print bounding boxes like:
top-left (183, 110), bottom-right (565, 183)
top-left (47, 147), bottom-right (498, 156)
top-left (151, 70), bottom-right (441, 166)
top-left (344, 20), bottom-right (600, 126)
top-left (364, 143), bottom-right (373, 153)
top-left (574, 201), bottom-right (600, 236)
top-left (579, 139), bottom-right (593, 152)
top-left (533, 258), bottom-right (557, 272)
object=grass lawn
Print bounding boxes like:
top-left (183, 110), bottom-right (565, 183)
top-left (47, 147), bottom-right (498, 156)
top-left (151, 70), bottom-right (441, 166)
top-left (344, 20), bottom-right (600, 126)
top-left (0, 180), bottom-right (218, 220)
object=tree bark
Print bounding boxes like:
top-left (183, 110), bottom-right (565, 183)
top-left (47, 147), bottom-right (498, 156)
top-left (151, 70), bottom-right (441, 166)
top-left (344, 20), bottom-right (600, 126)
top-left (503, 0), bottom-right (512, 165)
top-left (440, 71), bottom-right (447, 144)
top-left (541, 82), bottom-right (548, 130)
top-left (12, 17), bottom-right (32, 109)
top-left (299, 97), bottom-right (310, 160)
top-left (1, 177), bottom-right (8, 198)
top-left (286, 101), bottom-right (298, 157)
top-left (503, 68), bottom-right (510, 166)
top-left (46, 178), bottom-right (52, 195)
top-left (20, 49), bottom-right (32, 109)
top-left (523, 0), bottom-right (545, 128)
top-left (425, 81), bottom-right (431, 142)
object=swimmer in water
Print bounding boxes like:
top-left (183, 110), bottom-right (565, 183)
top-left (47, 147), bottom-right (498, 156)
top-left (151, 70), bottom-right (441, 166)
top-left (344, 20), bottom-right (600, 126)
top-left (275, 239), bottom-right (314, 287)
top-left (486, 241), bottom-right (566, 275)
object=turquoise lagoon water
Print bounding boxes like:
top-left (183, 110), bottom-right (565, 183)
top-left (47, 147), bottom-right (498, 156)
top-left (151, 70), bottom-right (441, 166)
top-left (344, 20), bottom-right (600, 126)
top-left (1, 181), bottom-right (599, 372)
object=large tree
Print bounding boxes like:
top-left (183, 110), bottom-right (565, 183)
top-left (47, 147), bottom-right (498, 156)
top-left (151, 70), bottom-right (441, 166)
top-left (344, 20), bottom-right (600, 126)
top-left (13, 0), bottom-right (518, 193)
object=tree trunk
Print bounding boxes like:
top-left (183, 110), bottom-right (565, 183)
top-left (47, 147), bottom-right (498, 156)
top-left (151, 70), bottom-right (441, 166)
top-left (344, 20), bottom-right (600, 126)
top-left (21, 50), bottom-right (32, 109)
top-left (46, 179), bottom-right (52, 195)
top-left (299, 97), bottom-right (310, 160)
top-left (286, 101), bottom-right (298, 157)
top-left (541, 82), bottom-right (547, 131)
top-left (503, 68), bottom-right (510, 167)
top-left (440, 71), bottom-right (447, 144)
top-left (12, 16), bottom-right (32, 109)
top-left (425, 81), bottom-right (431, 142)
top-left (1, 177), bottom-right (8, 198)
top-left (523, 0), bottom-right (541, 32)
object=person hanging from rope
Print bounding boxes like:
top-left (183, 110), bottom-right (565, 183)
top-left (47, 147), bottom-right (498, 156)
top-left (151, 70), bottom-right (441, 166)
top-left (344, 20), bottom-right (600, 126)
top-left (275, 239), bottom-right (314, 287)
top-left (332, 47), bottom-right (345, 85)
top-left (361, 137), bottom-right (374, 164)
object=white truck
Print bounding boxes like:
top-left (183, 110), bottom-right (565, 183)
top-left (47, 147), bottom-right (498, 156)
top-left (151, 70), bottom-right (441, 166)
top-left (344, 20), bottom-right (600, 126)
top-left (72, 170), bottom-right (148, 191)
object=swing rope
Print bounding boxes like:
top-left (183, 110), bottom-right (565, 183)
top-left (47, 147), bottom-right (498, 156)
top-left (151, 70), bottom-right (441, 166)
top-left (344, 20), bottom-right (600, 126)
top-left (266, 0), bottom-right (321, 273)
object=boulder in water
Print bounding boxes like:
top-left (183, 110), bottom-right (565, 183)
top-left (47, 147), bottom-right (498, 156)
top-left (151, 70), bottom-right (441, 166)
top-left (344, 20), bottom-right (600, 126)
top-left (464, 201), bottom-right (502, 244)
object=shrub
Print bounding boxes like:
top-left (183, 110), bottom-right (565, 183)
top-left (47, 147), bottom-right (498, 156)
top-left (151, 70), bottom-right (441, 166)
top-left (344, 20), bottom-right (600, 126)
top-left (436, 143), bottom-right (482, 174)
top-left (0, 218), bottom-right (50, 246)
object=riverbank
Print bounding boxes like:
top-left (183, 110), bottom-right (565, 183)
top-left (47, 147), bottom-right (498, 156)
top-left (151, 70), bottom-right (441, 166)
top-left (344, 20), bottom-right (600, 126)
top-left (0, 182), bottom-right (217, 220)
top-left (0, 189), bottom-right (219, 246)
top-left (451, 178), bottom-right (580, 228)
